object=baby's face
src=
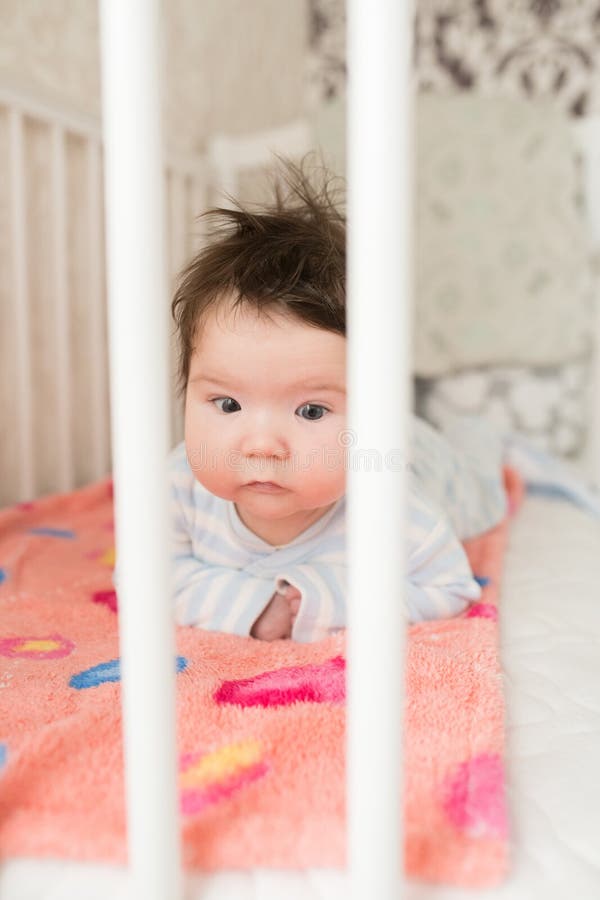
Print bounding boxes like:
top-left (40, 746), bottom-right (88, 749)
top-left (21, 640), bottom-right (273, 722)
top-left (184, 297), bottom-right (347, 535)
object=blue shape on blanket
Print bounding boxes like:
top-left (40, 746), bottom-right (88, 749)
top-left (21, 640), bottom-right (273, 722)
top-left (474, 575), bottom-right (491, 588)
top-left (0, 743), bottom-right (6, 769)
top-left (0, 569), bottom-right (6, 586)
top-left (29, 527), bottom-right (76, 539)
top-left (69, 655), bottom-right (188, 690)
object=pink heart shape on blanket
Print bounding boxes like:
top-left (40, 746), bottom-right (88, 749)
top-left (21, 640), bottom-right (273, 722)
top-left (214, 655), bottom-right (346, 708)
top-left (91, 589), bottom-right (118, 614)
top-left (440, 752), bottom-right (507, 839)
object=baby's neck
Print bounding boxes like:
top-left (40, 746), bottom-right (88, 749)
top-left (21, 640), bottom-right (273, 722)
top-left (234, 501), bottom-right (338, 547)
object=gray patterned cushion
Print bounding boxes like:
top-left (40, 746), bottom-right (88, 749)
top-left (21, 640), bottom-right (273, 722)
top-left (415, 94), bottom-right (594, 376)
top-left (414, 356), bottom-right (592, 462)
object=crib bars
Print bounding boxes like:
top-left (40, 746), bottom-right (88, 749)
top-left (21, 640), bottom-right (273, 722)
top-left (99, 2), bottom-right (182, 898)
top-left (98, 1), bottom-right (410, 897)
top-left (346, 1), bottom-right (411, 897)
top-left (0, 83), bottom-right (203, 507)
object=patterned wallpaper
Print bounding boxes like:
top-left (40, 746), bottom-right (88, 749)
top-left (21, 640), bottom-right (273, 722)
top-left (415, 0), bottom-right (600, 116)
top-left (309, 0), bottom-right (600, 116)
top-left (307, 0), bottom-right (346, 105)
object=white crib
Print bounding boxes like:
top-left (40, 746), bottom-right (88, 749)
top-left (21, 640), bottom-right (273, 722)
top-left (2, 2), bottom-right (600, 899)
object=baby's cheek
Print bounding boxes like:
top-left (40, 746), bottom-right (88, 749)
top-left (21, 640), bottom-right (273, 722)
top-left (298, 459), bottom-right (346, 507)
top-left (184, 427), bottom-right (238, 495)
top-left (194, 459), bottom-right (240, 498)
top-left (297, 431), bottom-right (346, 472)
top-left (184, 410), bottom-right (207, 460)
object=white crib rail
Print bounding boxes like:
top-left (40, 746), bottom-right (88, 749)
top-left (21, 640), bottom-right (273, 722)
top-left (100, 2), bottom-right (182, 896)
top-left (2, 84), bottom-right (106, 503)
top-left (7, 103), bottom-right (35, 502)
top-left (0, 82), bottom-right (206, 505)
top-left (208, 119), bottom-right (313, 205)
top-left (50, 121), bottom-right (73, 493)
top-left (86, 137), bottom-right (109, 484)
top-left (346, 1), bottom-right (410, 896)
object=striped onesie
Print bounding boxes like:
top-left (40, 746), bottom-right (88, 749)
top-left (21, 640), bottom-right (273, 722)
top-left (169, 439), bottom-right (482, 643)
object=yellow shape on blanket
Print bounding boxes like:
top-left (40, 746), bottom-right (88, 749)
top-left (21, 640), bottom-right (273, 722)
top-left (18, 639), bottom-right (60, 653)
top-left (180, 739), bottom-right (263, 789)
top-left (101, 547), bottom-right (115, 567)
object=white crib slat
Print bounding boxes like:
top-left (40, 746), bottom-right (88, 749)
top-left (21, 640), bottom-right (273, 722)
top-left (187, 172), bottom-right (207, 256)
top-left (51, 123), bottom-right (73, 492)
top-left (8, 108), bottom-right (35, 501)
top-left (86, 137), bottom-right (110, 481)
top-left (99, 3), bottom-right (182, 899)
top-left (168, 168), bottom-right (187, 446)
top-left (207, 135), bottom-right (238, 208)
top-left (209, 120), bottom-right (311, 177)
top-left (0, 84), bottom-right (102, 142)
top-left (168, 168), bottom-right (188, 277)
top-left (346, 1), bottom-right (412, 897)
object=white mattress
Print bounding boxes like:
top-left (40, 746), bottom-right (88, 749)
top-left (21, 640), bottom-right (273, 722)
top-left (2, 495), bottom-right (600, 900)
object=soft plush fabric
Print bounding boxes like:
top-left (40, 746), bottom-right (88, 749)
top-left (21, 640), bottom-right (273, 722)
top-left (415, 93), bottom-right (594, 376)
top-left (0, 471), bottom-right (522, 887)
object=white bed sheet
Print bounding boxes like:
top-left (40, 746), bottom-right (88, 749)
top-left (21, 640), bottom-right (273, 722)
top-left (1, 495), bottom-right (600, 900)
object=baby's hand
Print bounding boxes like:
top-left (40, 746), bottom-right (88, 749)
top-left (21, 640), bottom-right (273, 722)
top-left (250, 583), bottom-right (302, 642)
top-left (280, 581), bottom-right (302, 620)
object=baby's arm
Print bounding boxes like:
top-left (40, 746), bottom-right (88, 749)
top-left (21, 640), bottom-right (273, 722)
top-left (172, 531), bottom-right (280, 635)
top-left (406, 485), bottom-right (482, 622)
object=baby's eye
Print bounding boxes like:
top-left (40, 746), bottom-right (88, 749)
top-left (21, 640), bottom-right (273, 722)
top-left (296, 403), bottom-right (328, 421)
top-left (212, 397), bottom-right (241, 414)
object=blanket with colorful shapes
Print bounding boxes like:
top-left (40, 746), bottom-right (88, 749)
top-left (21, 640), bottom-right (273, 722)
top-left (0, 470), bottom-right (523, 887)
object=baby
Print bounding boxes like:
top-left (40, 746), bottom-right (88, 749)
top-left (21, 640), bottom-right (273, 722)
top-left (168, 160), bottom-right (483, 642)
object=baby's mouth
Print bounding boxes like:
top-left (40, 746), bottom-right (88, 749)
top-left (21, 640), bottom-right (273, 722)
top-left (245, 481), bottom-right (286, 492)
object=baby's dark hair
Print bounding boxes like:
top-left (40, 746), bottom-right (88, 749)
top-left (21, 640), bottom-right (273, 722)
top-left (171, 153), bottom-right (346, 395)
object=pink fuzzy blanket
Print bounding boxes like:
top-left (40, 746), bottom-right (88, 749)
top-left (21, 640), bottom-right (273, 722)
top-left (0, 469), bottom-right (522, 887)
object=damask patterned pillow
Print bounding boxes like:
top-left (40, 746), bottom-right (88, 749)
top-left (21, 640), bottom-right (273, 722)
top-left (414, 356), bottom-right (592, 463)
top-left (415, 93), bottom-right (595, 376)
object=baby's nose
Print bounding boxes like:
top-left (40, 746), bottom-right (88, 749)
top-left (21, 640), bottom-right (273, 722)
top-left (243, 436), bottom-right (289, 459)
top-left (241, 424), bottom-right (289, 460)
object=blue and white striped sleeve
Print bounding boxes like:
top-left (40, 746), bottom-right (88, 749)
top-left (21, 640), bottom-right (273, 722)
top-left (406, 485), bottom-right (482, 622)
top-left (170, 463), bottom-right (276, 637)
